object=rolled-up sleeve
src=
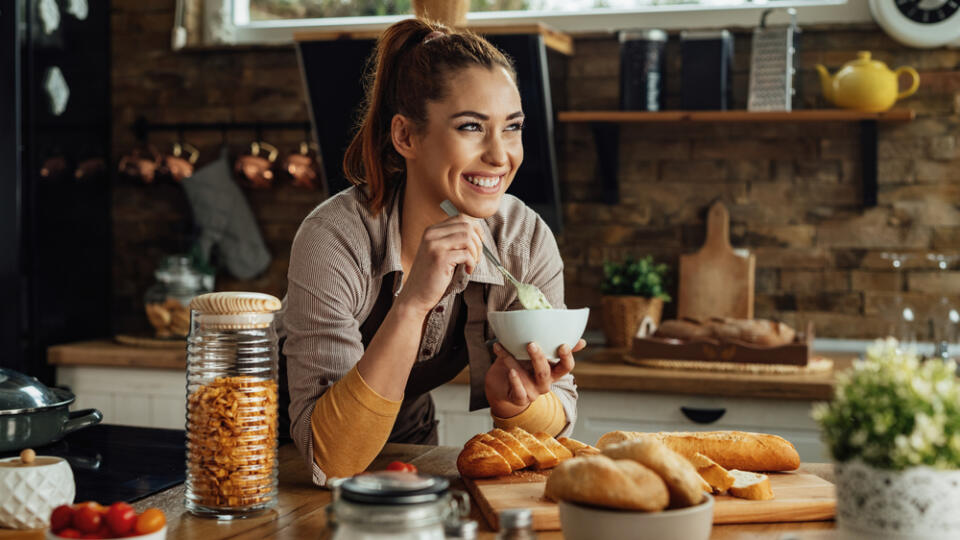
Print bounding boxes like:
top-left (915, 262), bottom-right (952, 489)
top-left (283, 216), bottom-right (394, 485)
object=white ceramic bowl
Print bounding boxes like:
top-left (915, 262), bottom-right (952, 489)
top-left (558, 493), bottom-right (714, 540)
top-left (487, 308), bottom-right (589, 362)
top-left (0, 456), bottom-right (75, 529)
top-left (46, 525), bottom-right (167, 540)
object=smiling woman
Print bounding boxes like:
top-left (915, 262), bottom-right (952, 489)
top-left (278, 18), bottom-right (584, 487)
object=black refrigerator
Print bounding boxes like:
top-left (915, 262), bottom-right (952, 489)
top-left (0, 1), bottom-right (112, 385)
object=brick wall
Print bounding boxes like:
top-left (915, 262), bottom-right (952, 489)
top-left (112, 1), bottom-right (960, 339)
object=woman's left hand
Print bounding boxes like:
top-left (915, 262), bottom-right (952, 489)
top-left (484, 339), bottom-right (586, 419)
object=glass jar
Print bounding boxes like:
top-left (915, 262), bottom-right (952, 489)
top-left (329, 472), bottom-right (469, 540)
top-left (144, 255), bottom-right (213, 338)
top-left (184, 291), bottom-right (282, 519)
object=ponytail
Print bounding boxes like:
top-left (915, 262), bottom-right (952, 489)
top-left (342, 18), bottom-right (515, 215)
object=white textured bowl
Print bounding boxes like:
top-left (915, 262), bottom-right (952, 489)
top-left (47, 525), bottom-right (167, 540)
top-left (487, 308), bottom-right (589, 362)
top-left (559, 494), bottom-right (714, 540)
top-left (0, 456), bottom-right (75, 529)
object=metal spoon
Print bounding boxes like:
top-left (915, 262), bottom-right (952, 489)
top-left (440, 200), bottom-right (552, 310)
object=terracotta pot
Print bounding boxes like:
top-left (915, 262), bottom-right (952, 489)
top-left (601, 296), bottom-right (664, 348)
top-left (412, 0), bottom-right (469, 27)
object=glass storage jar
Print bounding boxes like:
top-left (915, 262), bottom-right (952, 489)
top-left (185, 291), bottom-right (282, 519)
top-left (329, 471), bottom-right (469, 540)
top-left (144, 255), bottom-right (214, 338)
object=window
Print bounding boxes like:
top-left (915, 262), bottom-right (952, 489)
top-left (222, 0), bottom-right (868, 45)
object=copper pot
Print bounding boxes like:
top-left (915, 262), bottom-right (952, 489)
top-left (283, 141), bottom-right (321, 190)
top-left (118, 146), bottom-right (162, 184)
top-left (159, 141), bottom-right (199, 182)
top-left (234, 141), bottom-right (278, 189)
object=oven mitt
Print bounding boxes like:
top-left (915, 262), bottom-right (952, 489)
top-left (181, 146), bottom-right (271, 280)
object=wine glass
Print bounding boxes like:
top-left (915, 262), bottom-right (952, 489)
top-left (880, 252), bottom-right (917, 352)
top-left (926, 253), bottom-right (960, 359)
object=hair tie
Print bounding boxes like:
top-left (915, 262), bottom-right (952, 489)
top-left (422, 31), bottom-right (446, 44)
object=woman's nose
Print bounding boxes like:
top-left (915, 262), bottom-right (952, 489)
top-left (482, 133), bottom-right (508, 167)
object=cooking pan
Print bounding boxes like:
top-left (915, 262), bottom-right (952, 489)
top-left (0, 368), bottom-right (102, 452)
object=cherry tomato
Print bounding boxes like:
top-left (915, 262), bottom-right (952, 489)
top-left (55, 529), bottom-right (82, 539)
top-left (386, 460), bottom-right (416, 472)
top-left (134, 508), bottom-right (166, 535)
top-left (72, 505), bottom-right (102, 534)
top-left (50, 504), bottom-right (74, 532)
top-left (105, 502), bottom-right (136, 536)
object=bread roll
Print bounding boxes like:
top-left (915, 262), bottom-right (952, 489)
top-left (545, 455), bottom-right (669, 512)
top-left (596, 430), bottom-right (800, 472)
top-left (728, 470), bottom-right (774, 500)
top-left (602, 437), bottom-right (705, 508)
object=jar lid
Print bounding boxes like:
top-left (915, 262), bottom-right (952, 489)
top-left (190, 292), bottom-right (282, 330)
top-left (0, 369), bottom-right (73, 415)
top-left (340, 471), bottom-right (449, 505)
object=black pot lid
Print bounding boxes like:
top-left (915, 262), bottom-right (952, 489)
top-left (0, 368), bottom-right (73, 415)
top-left (340, 471), bottom-right (449, 505)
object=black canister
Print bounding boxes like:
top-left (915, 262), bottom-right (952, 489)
top-left (680, 29), bottom-right (734, 110)
top-left (619, 29), bottom-right (667, 111)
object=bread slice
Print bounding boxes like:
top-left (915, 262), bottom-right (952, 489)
top-left (596, 430), bottom-right (644, 449)
top-left (534, 432), bottom-right (574, 462)
top-left (457, 440), bottom-right (512, 478)
top-left (489, 428), bottom-right (535, 468)
top-left (557, 436), bottom-right (600, 457)
top-left (472, 433), bottom-right (525, 471)
top-left (508, 427), bottom-right (559, 470)
top-left (603, 437), bottom-right (705, 508)
top-left (545, 455), bottom-right (669, 512)
top-left (728, 470), bottom-right (774, 500)
top-left (687, 452), bottom-right (734, 493)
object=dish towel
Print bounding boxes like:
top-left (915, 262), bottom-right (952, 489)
top-left (181, 147), bottom-right (271, 280)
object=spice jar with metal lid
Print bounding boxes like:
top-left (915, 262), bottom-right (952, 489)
top-left (330, 471), bottom-right (469, 540)
top-left (184, 291), bottom-right (282, 519)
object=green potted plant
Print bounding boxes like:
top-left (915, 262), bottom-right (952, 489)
top-left (600, 256), bottom-right (671, 348)
top-left (813, 338), bottom-right (960, 539)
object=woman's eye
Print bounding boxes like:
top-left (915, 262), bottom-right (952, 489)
top-left (506, 122), bottom-right (525, 132)
top-left (457, 122), bottom-right (482, 132)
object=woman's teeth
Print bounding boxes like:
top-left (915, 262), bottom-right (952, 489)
top-left (464, 175), bottom-right (501, 188)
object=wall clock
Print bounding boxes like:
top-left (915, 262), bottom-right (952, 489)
top-left (869, 0), bottom-right (960, 48)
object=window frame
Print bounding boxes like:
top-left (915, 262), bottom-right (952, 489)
top-left (226, 0), bottom-right (870, 45)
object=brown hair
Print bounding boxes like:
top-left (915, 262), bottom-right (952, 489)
top-left (342, 18), bottom-right (516, 215)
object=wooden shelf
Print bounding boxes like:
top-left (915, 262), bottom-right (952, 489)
top-left (557, 109), bottom-right (916, 123)
top-left (563, 109), bottom-right (916, 207)
top-left (294, 22), bottom-right (573, 55)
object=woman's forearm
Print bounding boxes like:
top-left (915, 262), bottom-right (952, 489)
top-left (355, 299), bottom-right (430, 401)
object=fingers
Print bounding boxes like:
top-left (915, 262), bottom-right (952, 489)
top-left (506, 368), bottom-right (529, 406)
top-left (572, 338), bottom-right (587, 353)
top-left (552, 343), bottom-right (575, 378)
top-left (425, 218), bottom-right (484, 273)
top-left (526, 342), bottom-right (553, 393)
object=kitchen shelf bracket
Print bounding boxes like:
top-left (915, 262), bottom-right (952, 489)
top-left (860, 119), bottom-right (878, 207)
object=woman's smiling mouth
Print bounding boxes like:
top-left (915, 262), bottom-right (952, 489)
top-left (462, 173), bottom-right (503, 193)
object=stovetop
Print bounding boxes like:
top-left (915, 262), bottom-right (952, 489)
top-left (0, 424), bottom-right (185, 503)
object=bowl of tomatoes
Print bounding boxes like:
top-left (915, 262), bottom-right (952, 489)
top-left (46, 502), bottom-right (166, 539)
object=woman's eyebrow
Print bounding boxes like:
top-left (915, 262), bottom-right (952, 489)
top-left (450, 110), bottom-right (524, 120)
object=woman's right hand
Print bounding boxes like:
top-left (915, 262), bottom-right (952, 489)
top-left (395, 215), bottom-right (484, 316)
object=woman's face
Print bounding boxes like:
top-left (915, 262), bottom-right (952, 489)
top-left (407, 65), bottom-right (524, 219)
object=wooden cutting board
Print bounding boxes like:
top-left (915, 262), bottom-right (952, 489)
top-left (677, 201), bottom-right (755, 320)
top-left (463, 471), bottom-right (836, 531)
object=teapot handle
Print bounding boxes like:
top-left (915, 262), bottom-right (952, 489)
top-left (895, 66), bottom-right (920, 100)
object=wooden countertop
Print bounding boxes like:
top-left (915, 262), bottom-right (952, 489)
top-left (0, 443), bottom-right (839, 540)
top-left (48, 340), bottom-right (848, 400)
top-left (138, 444), bottom-right (836, 540)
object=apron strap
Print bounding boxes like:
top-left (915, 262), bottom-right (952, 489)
top-left (463, 282), bottom-right (492, 411)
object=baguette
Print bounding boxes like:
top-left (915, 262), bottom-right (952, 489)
top-left (596, 430), bottom-right (800, 472)
top-left (602, 437), bottom-right (705, 508)
top-left (557, 436), bottom-right (600, 457)
top-left (728, 470), bottom-right (774, 500)
top-left (545, 455), bottom-right (669, 512)
top-left (457, 427), bottom-right (588, 478)
top-left (687, 452), bottom-right (734, 493)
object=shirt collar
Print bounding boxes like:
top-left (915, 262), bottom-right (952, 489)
top-left (375, 188), bottom-right (504, 288)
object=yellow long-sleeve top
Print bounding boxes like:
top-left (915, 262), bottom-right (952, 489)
top-left (310, 365), bottom-right (567, 481)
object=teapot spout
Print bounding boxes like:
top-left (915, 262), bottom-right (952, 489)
top-left (815, 64), bottom-right (834, 104)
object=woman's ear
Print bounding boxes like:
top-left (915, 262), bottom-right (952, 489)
top-left (391, 114), bottom-right (418, 160)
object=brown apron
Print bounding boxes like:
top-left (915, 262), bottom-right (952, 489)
top-left (359, 271), bottom-right (475, 445)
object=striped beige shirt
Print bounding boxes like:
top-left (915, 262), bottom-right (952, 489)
top-left (277, 186), bottom-right (578, 482)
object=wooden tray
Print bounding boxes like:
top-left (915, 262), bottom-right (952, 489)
top-left (463, 470), bottom-right (836, 531)
top-left (632, 323), bottom-right (814, 367)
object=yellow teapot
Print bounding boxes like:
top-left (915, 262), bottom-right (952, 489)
top-left (815, 51), bottom-right (919, 113)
